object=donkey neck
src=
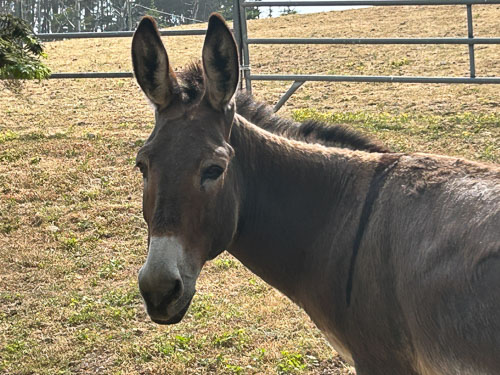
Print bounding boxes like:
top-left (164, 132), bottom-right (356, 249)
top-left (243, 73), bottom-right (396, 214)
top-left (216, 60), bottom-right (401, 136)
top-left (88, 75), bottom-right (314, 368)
top-left (227, 115), bottom-right (383, 309)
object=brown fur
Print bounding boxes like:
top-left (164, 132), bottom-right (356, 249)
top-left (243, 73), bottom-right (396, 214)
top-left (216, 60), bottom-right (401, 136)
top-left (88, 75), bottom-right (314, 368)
top-left (131, 14), bottom-right (500, 375)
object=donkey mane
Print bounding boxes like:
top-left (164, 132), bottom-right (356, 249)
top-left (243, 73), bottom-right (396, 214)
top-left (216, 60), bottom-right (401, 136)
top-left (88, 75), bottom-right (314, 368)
top-left (177, 62), bottom-right (389, 153)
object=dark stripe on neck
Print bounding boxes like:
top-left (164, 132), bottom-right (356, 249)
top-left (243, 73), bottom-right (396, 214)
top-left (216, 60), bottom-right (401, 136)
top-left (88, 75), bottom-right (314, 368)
top-left (345, 154), bottom-right (401, 307)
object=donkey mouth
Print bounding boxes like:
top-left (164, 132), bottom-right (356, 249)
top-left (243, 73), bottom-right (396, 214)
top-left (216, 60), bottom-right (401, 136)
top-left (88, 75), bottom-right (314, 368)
top-left (148, 295), bottom-right (194, 325)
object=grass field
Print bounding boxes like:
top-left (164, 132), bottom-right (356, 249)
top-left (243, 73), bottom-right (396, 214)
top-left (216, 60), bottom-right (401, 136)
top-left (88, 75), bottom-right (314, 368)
top-left (1, 5), bottom-right (499, 375)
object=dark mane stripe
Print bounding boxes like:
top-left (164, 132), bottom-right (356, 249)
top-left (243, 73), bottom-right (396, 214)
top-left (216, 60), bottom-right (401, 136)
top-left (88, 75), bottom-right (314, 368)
top-left (178, 62), bottom-right (389, 153)
top-left (235, 92), bottom-right (389, 153)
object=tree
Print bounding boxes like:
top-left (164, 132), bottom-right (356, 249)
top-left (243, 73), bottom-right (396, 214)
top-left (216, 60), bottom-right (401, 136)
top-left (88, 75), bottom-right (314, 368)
top-left (0, 13), bottom-right (50, 81)
top-left (280, 6), bottom-right (297, 16)
top-left (0, 0), bottom-right (261, 33)
top-left (211, 0), bottom-right (261, 21)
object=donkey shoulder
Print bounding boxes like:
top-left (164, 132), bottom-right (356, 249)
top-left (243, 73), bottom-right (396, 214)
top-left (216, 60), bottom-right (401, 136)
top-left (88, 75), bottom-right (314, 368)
top-left (393, 153), bottom-right (500, 197)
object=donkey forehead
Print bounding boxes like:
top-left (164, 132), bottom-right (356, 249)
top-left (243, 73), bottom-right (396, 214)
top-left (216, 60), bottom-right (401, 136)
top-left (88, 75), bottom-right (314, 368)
top-left (159, 100), bottom-right (229, 134)
top-left (138, 114), bottom-right (230, 162)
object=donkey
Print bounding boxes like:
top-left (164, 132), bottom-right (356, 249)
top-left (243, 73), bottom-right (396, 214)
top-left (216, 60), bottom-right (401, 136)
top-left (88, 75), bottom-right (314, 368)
top-left (131, 14), bottom-right (500, 375)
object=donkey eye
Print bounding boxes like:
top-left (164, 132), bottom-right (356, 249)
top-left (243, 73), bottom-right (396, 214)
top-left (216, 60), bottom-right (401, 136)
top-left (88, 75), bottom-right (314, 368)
top-left (201, 165), bottom-right (224, 185)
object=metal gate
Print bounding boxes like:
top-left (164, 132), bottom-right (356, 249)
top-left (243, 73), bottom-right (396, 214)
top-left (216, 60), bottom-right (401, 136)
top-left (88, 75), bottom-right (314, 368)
top-left (37, 0), bottom-right (500, 111)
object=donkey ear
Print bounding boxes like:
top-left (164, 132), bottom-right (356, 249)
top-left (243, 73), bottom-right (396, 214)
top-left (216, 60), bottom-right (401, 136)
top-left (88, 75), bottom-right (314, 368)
top-left (132, 16), bottom-right (177, 108)
top-left (202, 13), bottom-right (239, 110)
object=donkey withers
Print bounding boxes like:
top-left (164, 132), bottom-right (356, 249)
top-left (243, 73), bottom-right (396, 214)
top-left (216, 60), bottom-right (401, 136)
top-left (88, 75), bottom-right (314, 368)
top-left (131, 14), bottom-right (500, 375)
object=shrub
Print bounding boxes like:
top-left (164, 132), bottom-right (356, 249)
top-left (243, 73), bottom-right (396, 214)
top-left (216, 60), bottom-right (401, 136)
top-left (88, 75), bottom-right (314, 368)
top-left (0, 14), bottom-right (50, 81)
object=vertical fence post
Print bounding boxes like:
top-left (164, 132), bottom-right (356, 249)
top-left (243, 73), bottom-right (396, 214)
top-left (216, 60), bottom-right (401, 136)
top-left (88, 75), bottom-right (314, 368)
top-left (466, 4), bottom-right (476, 78)
top-left (127, 0), bottom-right (133, 31)
top-left (233, 0), bottom-right (244, 89)
top-left (37, 0), bottom-right (42, 32)
top-left (18, 0), bottom-right (24, 19)
top-left (76, 0), bottom-right (81, 32)
top-left (239, 1), bottom-right (252, 93)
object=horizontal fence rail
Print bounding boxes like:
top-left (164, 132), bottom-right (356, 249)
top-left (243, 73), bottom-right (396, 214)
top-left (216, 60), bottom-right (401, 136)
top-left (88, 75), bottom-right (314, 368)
top-left (247, 37), bottom-right (500, 44)
top-left (237, 0), bottom-right (500, 110)
top-left (37, 29), bottom-right (207, 41)
top-left (49, 72), bottom-right (134, 79)
top-left (249, 74), bottom-right (500, 84)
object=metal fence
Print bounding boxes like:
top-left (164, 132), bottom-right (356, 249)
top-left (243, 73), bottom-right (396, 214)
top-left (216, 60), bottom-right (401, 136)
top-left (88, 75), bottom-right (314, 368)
top-left (238, 0), bottom-right (500, 110)
top-left (35, 0), bottom-right (500, 111)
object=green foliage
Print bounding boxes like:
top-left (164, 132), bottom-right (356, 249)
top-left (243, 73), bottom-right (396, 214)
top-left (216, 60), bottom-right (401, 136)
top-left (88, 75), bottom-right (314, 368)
top-left (0, 214), bottom-right (20, 234)
top-left (98, 258), bottom-right (125, 279)
top-left (0, 130), bottom-right (19, 143)
top-left (212, 329), bottom-right (248, 350)
top-left (292, 108), bottom-right (409, 130)
top-left (214, 0), bottom-right (260, 21)
top-left (0, 14), bottom-right (50, 80)
top-left (0, 1), bottom-right (260, 35)
top-left (390, 57), bottom-right (411, 68)
top-left (277, 351), bottom-right (307, 374)
top-left (153, 334), bottom-right (193, 357)
top-left (280, 6), bottom-right (297, 16)
top-left (214, 257), bottom-right (239, 270)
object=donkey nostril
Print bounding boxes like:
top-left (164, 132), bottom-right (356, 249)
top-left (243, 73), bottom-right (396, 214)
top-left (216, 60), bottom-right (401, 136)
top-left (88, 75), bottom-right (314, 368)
top-left (138, 268), bottom-right (184, 308)
top-left (142, 279), bottom-right (184, 308)
top-left (167, 279), bottom-right (183, 302)
top-left (141, 290), bottom-right (162, 308)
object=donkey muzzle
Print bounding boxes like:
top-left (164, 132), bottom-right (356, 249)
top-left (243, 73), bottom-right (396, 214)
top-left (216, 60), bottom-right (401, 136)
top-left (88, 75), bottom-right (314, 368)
top-left (138, 236), bottom-right (194, 324)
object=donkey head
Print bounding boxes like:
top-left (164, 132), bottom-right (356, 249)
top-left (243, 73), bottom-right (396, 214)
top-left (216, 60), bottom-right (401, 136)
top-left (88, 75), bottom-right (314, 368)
top-left (131, 14), bottom-right (240, 324)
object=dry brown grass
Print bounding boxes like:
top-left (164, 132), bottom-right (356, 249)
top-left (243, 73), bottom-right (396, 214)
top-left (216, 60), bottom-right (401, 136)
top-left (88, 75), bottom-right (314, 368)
top-left (1, 5), bottom-right (499, 375)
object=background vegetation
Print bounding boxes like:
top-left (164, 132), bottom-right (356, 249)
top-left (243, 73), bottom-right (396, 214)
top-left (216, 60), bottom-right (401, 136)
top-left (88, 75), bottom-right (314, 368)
top-left (0, 0), bottom-right (262, 32)
top-left (0, 14), bottom-right (50, 81)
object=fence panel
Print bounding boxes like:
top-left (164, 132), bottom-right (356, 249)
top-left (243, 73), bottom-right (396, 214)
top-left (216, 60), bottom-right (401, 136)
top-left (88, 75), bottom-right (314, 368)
top-left (238, 0), bottom-right (500, 110)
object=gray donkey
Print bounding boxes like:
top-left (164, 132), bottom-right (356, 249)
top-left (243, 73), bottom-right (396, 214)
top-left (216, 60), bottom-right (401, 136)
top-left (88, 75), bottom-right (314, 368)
top-left (131, 13), bottom-right (500, 375)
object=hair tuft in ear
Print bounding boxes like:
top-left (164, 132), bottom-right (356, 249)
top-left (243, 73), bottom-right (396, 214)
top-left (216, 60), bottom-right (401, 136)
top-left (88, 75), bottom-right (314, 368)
top-left (131, 16), bottom-right (178, 108)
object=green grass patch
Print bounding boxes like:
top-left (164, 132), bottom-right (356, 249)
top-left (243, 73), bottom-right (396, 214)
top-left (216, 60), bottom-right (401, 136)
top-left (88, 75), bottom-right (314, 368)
top-left (214, 257), bottom-right (239, 270)
top-left (98, 258), bottom-right (125, 279)
top-left (291, 108), bottom-right (500, 162)
top-left (292, 108), bottom-right (411, 131)
top-left (0, 215), bottom-right (20, 233)
top-left (68, 295), bottom-right (99, 325)
top-left (390, 58), bottom-right (411, 68)
top-left (0, 149), bottom-right (25, 162)
top-left (0, 130), bottom-right (18, 143)
top-left (277, 351), bottom-right (308, 374)
top-left (212, 328), bottom-right (248, 351)
top-left (190, 293), bottom-right (215, 321)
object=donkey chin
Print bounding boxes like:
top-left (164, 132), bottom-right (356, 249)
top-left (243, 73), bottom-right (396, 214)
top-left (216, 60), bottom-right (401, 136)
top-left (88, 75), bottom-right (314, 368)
top-left (143, 292), bottom-right (195, 325)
